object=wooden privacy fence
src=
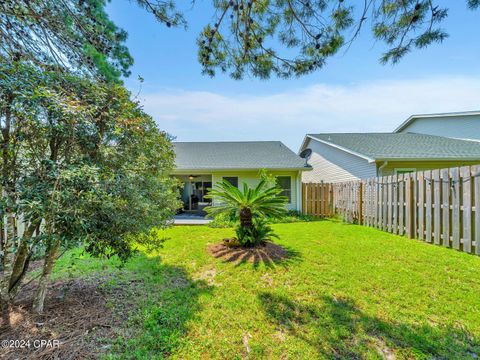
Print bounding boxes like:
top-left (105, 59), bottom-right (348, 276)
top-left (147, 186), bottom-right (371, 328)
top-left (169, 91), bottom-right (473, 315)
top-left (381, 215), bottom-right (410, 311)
top-left (302, 165), bottom-right (480, 255)
top-left (302, 182), bottom-right (334, 217)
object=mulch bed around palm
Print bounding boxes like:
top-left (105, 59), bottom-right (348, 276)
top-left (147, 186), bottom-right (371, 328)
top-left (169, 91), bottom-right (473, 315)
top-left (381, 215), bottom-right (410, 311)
top-left (207, 241), bottom-right (288, 265)
top-left (0, 278), bottom-right (121, 360)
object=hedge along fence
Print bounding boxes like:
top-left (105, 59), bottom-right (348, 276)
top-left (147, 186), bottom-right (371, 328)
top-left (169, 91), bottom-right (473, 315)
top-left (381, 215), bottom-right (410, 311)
top-left (302, 165), bottom-right (480, 255)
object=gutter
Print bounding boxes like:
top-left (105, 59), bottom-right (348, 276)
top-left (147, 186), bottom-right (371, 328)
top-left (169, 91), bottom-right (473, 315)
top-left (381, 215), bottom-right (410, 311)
top-left (171, 167), bottom-right (312, 174)
top-left (374, 157), bottom-right (480, 162)
top-left (296, 170), bottom-right (302, 211)
top-left (377, 161), bottom-right (388, 177)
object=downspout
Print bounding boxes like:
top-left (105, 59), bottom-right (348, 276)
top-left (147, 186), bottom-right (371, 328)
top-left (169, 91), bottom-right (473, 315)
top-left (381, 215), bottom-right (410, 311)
top-left (377, 161), bottom-right (388, 177)
top-left (296, 170), bottom-right (302, 212)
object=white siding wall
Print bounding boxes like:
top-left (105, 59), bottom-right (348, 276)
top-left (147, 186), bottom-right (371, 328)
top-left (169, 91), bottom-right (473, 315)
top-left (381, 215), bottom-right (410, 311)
top-left (211, 170), bottom-right (300, 210)
top-left (398, 115), bottom-right (480, 140)
top-left (302, 138), bottom-right (377, 183)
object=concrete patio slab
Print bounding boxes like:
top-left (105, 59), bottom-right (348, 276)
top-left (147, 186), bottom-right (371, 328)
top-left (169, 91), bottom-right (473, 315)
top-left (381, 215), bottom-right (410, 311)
top-left (173, 214), bottom-right (212, 225)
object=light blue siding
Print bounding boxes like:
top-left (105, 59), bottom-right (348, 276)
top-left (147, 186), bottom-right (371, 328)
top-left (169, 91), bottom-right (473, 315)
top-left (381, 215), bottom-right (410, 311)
top-left (302, 138), bottom-right (377, 183)
top-left (398, 114), bottom-right (480, 141)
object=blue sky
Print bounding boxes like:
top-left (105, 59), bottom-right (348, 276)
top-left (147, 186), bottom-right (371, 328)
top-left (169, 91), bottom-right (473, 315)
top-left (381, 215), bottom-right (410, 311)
top-left (107, 1), bottom-right (480, 150)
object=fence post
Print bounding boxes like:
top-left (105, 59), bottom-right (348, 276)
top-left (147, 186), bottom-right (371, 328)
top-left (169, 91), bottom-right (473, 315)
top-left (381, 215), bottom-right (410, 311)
top-left (302, 182), bottom-right (306, 215)
top-left (475, 165), bottom-right (480, 255)
top-left (451, 167), bottom-right (461, 250)
top-left (441, 168), bottom-right (450, 247)
top-left (405, 174), bottom-right (414, 239)
top-left (358, 181), bottom-right (363, 225)
top-left (330, 183), bottom-right (334, 216)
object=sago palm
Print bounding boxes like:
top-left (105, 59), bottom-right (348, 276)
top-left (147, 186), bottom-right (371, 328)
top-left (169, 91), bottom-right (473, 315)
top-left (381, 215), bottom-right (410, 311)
top-left (205, 179), bottom-right (288, 230)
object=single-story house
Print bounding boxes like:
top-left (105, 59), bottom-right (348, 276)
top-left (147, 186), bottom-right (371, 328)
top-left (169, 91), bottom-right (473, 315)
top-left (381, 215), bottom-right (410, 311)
top-left (172, 141), bottom-right (311, 213)
top-left (300, 132), bottom-right (480, 183)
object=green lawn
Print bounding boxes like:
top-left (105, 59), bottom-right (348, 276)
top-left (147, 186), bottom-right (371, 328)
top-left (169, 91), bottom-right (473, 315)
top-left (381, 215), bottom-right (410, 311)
top-left (54, 220), bottom-right (480, 359)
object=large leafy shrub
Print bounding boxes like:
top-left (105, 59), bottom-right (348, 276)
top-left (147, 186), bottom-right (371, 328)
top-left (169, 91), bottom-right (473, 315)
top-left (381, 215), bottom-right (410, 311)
top-left (205, 179), bottom-right (288, 247)
top-left (235, 219), bottom-right (279, 247)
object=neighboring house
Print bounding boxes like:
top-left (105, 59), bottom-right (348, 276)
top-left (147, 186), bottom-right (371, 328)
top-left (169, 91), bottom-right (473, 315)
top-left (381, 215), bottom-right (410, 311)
top-left (172, 141), bottom-right (311, 213)
top-left (300, 132), bottom-right (480, 183)
top-left (394, 110), bottom-right (480, 141)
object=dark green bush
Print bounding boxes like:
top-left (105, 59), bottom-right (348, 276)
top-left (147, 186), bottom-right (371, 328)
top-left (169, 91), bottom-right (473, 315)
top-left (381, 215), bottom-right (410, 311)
top-left (235, 219), bottom-right (278, 247)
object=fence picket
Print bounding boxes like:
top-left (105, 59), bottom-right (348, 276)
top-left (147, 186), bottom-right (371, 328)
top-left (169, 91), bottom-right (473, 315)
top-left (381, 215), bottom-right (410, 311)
top-left (475, 165), bottom-right (480, 255)
top-left (425, 170), bottom-right (433, 243)
top-left (302, 183), bottom-right (307, 214)
top-left (375, 179), bottom-right (380, 229)
top-left (366, 181), bottom-right (369, 225)
top-left (418, 173), bottom-right (425, 240)
top-left (312, 183), bottom-right (316, 215)
top-left (320, 183), bottom-right (324, 216)
top-left (359, 182), bottom-right (364, 225)
top-left (451, 167), bottom-right (461, 250)
top-left (382, 177), bottom-right (388, 231)
top-left (413, 172), bottom-right (418, 240)
top-left (441, 168), bottom-right (450, 247)
top-left (406, 174), bottom-right (414, 239)
top-left (387, 176), bottom-right (393, 233)
top-left (398, 174), bottom-right (404, 236)
top-left (377, 179), bottom-right (383, 229)
top-left (433, 169), bottom-right (441, 245)
top-left (392, 174), bottom-right (398, 234)
top-left (370, 179), bottom-right (374, 226)
top-left (462, 166), bottom-right (472, 253)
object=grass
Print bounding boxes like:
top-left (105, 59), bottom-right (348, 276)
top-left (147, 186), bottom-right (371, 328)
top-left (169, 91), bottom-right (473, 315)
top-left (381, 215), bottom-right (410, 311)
top-left (53, 220), bottom-right (480, 359)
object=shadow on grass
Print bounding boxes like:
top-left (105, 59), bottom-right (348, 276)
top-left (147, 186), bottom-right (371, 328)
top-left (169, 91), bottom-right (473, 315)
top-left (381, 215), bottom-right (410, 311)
top-left (258, 292), bottom-right (479, 359)
top-left (103, 253), bottom-right (213, 358)
top-left (207, 242), bottom-right (302, 269)
top-left (0, 249), bottom-right (213, 359)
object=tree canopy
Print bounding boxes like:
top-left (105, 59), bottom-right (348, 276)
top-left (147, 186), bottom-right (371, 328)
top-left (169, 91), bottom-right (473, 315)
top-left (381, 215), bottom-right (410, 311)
top-left (0, 61), bottom-right (179, 311)
top-left (1, 1), bottom-right (478, 81)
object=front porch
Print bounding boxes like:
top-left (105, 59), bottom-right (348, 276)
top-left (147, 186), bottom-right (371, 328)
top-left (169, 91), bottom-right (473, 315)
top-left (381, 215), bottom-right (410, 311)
top-left (176, 174), bottom-right (213, 216)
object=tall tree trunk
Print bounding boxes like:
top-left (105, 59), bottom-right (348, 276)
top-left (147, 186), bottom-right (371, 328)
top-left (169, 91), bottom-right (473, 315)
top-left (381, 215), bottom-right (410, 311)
top-left (0, 94), bottom-right (14, 307)
top-left (7, 223), bottom-right (39, 299)
top-left (32, 237), bottom-right (60, 313)
top-left (0, 214), bottom-right (16, 306)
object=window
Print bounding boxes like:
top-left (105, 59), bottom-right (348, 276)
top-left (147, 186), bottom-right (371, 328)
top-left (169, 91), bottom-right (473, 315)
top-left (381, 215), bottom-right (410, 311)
top-left (394, 168), bottom-right (416, 175)
top-left (223, 176), bottom-right (238, 188)
top-left (276, 176), bottom-right (292, 203)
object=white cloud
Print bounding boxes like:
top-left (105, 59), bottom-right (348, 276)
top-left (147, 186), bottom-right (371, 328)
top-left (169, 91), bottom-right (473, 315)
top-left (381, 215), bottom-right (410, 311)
top-left (140, 76), bottom-right (480, 151)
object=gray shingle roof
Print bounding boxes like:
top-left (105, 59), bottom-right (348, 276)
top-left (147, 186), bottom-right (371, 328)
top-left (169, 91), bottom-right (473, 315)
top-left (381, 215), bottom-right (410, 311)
top-left (173, 141), bottom-right (308, 170)
top-left (308, 133), bottom-right (480, 161)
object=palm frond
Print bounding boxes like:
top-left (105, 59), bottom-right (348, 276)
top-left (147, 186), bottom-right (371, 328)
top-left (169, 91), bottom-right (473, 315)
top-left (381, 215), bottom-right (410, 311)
top-left (205, 178), bottom-right (288, 221)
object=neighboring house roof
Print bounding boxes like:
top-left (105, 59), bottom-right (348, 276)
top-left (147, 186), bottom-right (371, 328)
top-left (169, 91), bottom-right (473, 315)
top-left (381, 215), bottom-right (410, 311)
top-left (173, 141), bottom-right (309, 171)
top-left (394, 110), bottom-right (480, 133)
top-left (304, 133), bottom-right (480, 163)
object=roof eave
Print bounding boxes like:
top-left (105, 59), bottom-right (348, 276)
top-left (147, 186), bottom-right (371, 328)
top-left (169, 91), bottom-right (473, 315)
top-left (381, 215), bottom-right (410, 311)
top-left (298, 135), bottom-right (311, 153)
top-left (305, 135), bottom-right (377, 163)
top-left (171, 166), bottom-right (312, 174)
